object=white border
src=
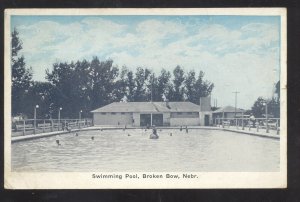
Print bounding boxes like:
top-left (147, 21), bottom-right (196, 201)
top-left (4, 8), bottom-right (287, 189)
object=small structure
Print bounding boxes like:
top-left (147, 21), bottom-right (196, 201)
top-left (212, 106), bottom-right (245, 124)
top-left (91, 99), bottom-right (211, 127)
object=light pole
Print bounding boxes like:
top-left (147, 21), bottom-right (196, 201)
top-left (79, 110), bottom-right (82, 129)
top-left (58, 107), bottom-right (62, 130)
top-left (232, 91), bottom-right (240, 127)
top-left (79, 110), bottom-right (82, 120)
top-left (263, 101), bottom-right (269, 133)
top-left (34, 105), bottom-right (39, 134)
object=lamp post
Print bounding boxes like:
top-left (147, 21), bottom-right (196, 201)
top-left (263, 101), bottom-right (269, 133)
top-left (79, 110), bottom-right (82, 129)
top-left (34, 105), bottom-right (39, 134)
top-left (58, 107), bottom-right (62, 130)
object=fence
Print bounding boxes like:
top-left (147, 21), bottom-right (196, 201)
top-left (215, 117), bottom-right (280, 134)
top-left (11, 118), bottom-right (93, 137)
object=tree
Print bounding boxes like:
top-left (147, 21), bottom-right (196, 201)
top-left (171, 65), bottom-right (185, 101)
top-left (133, 67), bottom-right (151, 101)
top-left (11, 28), bottom-right (33, 116)
top-left (251, 97), bottom-right (266, 118)
top-left (275, 80), bottom-right (280, 102)
top-left (156, 69), bottom-right (171, 101)
top-left (89, 57), bottom-right (119, 109)
top-left (193, 71), bottom-right (214, 104)
top-left (251, 97), bottom-right (280, 118)
top-left (22, 81), bottom-right (55, 119)
top-left (185, 70), bottom-right (197, 103)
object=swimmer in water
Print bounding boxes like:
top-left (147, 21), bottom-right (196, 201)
top-left (75, 133), bottom-right (78, 136)
top-left (170, 132), bottom-right (172, 136)
top-left (91, 136), bottom-right (94, 140)
top-left (128, 133), bottom-right (131, 136)
top-left (150, 125), bottom-right (159, 139)
top-left (56, 135), bottom-right (61, 146)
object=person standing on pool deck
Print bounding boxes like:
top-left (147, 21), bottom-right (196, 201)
top-left (185, 126), bottom-right (188, 133)
top-left (180, 126), bottom-right (183, 131)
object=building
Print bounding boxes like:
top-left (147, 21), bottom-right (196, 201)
top-left (212, 106), bottom-right (245, 124)
top-left (91, 98), bottom-right (212, 127)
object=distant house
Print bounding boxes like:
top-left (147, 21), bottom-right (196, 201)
top-left (91, 98), bottom-right (212, 127)
top-left (212, 106), bottom-right (245, 124)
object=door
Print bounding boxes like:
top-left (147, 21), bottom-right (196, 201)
top-left (204, 115), bottom-right (210, 126)
top-left (140, 114), bottom-right (151, 127)
top-left (152, 114), bottom-right (163, 126)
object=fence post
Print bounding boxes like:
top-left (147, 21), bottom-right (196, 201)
top-left (236, 118), bottom-right (238, 129)
top-left (222, 119), bottom-right (224, 128)
top-left (23, 120), bottom-right (26, 136)
top-left (249, 119), bottom-right (251, 131)
top-left (51, 119), bottom-right (53, 132)
top-left (242, 117), bottom-right (244, 130)
top-left (256, 122), bottom-right (259, 132)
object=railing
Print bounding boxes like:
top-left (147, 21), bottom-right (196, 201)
top-left (11, 118), bottom-right (93, 137)
top-left (214, 117), bottom-right (280, 135)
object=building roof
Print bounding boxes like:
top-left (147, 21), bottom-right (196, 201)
top-left (91, 102), bottom-right (201, 113)
top-left (212, 106), bottom-right (245, 114)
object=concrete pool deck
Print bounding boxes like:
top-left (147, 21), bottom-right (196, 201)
top-left (11, 125), bottom-right (280, 143)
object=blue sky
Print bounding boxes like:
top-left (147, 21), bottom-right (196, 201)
top-left (11, 15), bottom-right (281, 109)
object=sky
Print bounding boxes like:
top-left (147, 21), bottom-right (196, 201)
top-left (11, 15), bottom-right (281, 109)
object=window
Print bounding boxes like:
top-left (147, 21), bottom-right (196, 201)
top-left (101, 112), bottom-right (106, 115)
top-left (111, 112), bottom-right (116, 115)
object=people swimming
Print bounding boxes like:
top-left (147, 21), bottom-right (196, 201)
top-left (150, 125), bottom-right (159, 139)
top-left (56, 139), bottom-right (61, 146)
top-left (91, 136), bottom-right (94, 140)
top-left (75, 132), bottom-right (78, 136)
top-left (128, 133), bottom-right (131, 136)
top-left (170, 132), bottom-right (172, 136)
top-left (56, 135), bottom-right (61, 146)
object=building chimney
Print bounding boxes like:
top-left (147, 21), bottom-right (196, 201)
top-left (200, 96), bottom-right (211, 111)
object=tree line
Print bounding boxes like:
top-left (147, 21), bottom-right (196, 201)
top-left (11, 29), bottom-right (214, 119)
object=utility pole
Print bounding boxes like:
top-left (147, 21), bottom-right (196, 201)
top-left (232, 91), bottom-right (240, 118)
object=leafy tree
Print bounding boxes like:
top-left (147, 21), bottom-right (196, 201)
top-left (133, 67), bottom-right (151, 101)
top-left (89, 57), bottom-right (119, 110)
top-left (251, 97), bottom-right (266, 118)
top-left (171, 65), bottom-right (185, 101)
top-left (275, 80), bottom-right (280, 102)
top-left (156, 69), bottom-right (171, 101)
top-left (22, 81), bottom-right (55, 119)
top-left (185, 70), bottom-right (197, 103)
top-left (251, 97), bottom-right (279, 118)
top-left (11, 28), bottom-right (33, 116)
top-left (193, 71), bottom-right (214, 104)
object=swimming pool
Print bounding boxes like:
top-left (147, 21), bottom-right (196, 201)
top-left (11, 129), bottom-right (279, 172)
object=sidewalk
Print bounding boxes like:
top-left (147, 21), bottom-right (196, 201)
top-left (220, 126), bottom-right (280, 140)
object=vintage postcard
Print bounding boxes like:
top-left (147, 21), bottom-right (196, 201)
top-left (4, 8), bottom-right (287, 189)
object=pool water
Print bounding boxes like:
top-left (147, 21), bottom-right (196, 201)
top-left (11, 129), bottom-right (280, 172)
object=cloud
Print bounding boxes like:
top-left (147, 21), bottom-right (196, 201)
top-left (13, 16), bottom-right (280, 109)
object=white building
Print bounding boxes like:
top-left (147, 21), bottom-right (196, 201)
top-left (91, 98), bottom-right (212, 127)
